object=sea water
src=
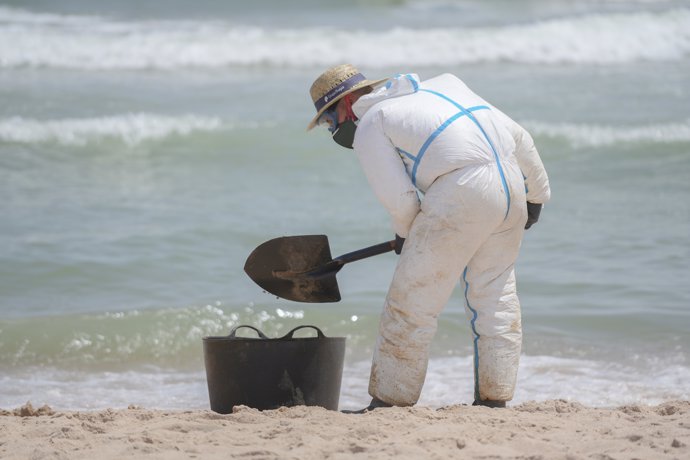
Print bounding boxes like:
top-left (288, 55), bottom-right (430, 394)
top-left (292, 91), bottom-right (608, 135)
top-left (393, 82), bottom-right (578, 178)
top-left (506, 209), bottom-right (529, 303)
top-left (1, 0), bottom-right (689, 410)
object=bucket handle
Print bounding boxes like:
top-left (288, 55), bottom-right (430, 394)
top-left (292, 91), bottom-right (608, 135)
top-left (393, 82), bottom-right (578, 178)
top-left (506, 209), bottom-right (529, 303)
top-left (227, 325), bottom-right (269, 339)
top-left (279, 325), bottom-right (326, 340)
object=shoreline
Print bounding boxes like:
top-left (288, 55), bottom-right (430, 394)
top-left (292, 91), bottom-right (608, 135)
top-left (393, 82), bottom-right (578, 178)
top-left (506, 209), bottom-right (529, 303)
top-left (1, 400), bottom-right (687, 459)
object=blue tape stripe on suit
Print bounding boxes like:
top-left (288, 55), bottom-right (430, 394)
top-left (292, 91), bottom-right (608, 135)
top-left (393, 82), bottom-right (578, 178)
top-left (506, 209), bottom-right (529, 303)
top-left (463, 267), bottom-right (481, 401)
top-left (409, 104), bottom-right (490, 186)
top-left (396, 147), bottom-right (417, 162)
top-left (418, 89), bottom-right (511, 217)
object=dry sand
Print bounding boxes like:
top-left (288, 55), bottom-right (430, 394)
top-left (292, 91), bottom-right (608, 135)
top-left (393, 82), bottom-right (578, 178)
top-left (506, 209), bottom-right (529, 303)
top-left (1, 400), bottom-right (688, 459)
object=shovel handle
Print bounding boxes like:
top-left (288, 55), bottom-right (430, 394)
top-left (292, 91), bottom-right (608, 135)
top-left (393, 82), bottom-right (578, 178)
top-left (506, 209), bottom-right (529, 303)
top-left (333, 240), bottom-right (396, 266)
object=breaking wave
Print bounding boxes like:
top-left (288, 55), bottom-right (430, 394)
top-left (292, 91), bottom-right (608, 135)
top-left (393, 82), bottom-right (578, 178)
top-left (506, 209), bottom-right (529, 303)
top-left (526, 119), bottom-right (690, 147)
top-left (0, 113), bottom-right (224, 146)
top-left (0, 6), bottom-right (689, 69)
top-left (3, 113), bottom-right (688, 149)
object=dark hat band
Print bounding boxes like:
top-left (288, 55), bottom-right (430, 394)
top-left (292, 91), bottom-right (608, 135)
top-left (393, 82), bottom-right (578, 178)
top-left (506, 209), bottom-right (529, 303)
top-left (314, 73), bottom-right (366, 112)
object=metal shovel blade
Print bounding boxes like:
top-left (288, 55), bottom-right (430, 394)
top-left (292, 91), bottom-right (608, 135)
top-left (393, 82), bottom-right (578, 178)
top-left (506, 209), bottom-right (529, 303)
top-left (243, 235), bottom-right (342, 303)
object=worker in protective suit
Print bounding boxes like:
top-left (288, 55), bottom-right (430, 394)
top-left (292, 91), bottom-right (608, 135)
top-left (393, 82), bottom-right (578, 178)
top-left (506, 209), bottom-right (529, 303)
top-left (307, 64), bottom-right (550, 411)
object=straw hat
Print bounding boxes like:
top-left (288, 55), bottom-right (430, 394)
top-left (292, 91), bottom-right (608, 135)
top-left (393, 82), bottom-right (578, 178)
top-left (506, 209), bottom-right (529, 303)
top-left (307, 64), bottom-right (387, 130)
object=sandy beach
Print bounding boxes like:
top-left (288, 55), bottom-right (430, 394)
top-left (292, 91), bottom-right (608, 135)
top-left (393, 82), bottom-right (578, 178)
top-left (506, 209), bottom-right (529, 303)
top-left (1, 400), bottom-right (687, 459)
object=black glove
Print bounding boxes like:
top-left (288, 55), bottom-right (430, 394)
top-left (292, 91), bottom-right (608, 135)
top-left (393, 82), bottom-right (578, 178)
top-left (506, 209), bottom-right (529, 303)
top-left (525, 202), bottom-right (542, 229)
top-left (394, 234), bottom-right (405, 255)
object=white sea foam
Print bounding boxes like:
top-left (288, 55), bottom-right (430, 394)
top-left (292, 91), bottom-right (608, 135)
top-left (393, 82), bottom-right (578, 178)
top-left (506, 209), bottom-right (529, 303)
top-left (341, 355), bottom-right (690, 409)
top-left (1, 354), bottom-right (687, 410)
top-left (0, 113), bottom-right (224, 146)
top-left (526, 119), bottom-right (690, 147)
top-left (0, 7), bottom-right (688, 69)
top-left (0, 367), bottom-right (208, 410)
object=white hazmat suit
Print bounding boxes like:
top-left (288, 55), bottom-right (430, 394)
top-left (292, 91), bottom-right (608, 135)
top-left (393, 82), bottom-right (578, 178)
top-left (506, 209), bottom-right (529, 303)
top-left (351, 73), bottom-right (551, 405)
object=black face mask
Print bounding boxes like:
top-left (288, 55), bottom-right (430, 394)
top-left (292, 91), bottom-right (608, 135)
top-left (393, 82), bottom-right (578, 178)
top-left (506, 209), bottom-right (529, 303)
top-left (332, 120), bottom-right (357, 149)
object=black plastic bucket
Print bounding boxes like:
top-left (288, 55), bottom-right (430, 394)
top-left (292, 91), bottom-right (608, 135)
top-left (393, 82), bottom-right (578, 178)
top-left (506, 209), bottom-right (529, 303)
top-left (202, 325), bottom-right (345, 413)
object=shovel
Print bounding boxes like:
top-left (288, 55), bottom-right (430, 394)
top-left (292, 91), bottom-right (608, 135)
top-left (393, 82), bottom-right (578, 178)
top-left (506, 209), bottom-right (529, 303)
top-left (243, 235), bottom-right (395, 303)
